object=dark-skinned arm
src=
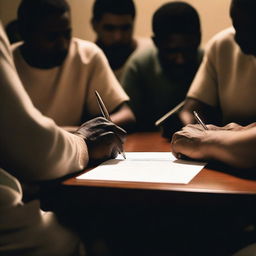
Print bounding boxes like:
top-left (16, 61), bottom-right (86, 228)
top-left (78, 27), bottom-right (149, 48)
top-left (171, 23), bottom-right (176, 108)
top-left (179, 97), bottom-right (221, 126)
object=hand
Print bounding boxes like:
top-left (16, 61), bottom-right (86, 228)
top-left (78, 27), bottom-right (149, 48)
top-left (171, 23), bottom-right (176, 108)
top-left (206, 122), bottom-right (256, 131)
top-left (171, 124), bottom-right (209, 160)
top-left (206, 122), bottom-right (243, 131)
top-left (74, 117), bottom-right (127, 165)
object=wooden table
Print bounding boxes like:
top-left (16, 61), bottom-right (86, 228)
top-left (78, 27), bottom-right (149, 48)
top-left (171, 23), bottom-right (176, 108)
top-left (64, 132), bottom-right (256, 195)
top-left (44, 133), bottom-right (256, 255)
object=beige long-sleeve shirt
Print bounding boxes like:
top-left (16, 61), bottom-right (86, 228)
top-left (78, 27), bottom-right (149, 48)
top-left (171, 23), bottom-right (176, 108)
top-left (0, 22), bottom-right (87, 255)
top-left (0, 24), bottom-right (88, 180)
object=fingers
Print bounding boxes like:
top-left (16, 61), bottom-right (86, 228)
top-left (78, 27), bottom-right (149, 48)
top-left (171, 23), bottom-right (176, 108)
top-left (97, 131), bottom-right (124, 156)
top-left (87, 130), bottom-right (125, 165)
top-left (185, 123), bottom-right (205, 131)
top-left (171, 128), bottom-right (206, 160)
top-left (171, 131), bottom-right (185, 158)
top-left (222, 122), bottom-right (242, 131)
top-left (75, 117), bottom-right (127, 165)
top-left (243, 122), bottom-right (256, 129)
top-left (93, 117), bottom-right (127, 143)
top-left (77, 117), bottom-right (126, 141)
top-left (171, 132), bottom-right (187, 154)
top-left (206, 124), bottom-right (221, 130)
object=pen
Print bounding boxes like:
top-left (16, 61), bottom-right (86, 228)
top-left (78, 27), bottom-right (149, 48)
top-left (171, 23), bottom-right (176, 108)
top-left (155, 100), bottom-right (185, 127)
top-left (193, 111), bottom-right (208, 130)
top-left (95, 90), bottom-right (126, 159)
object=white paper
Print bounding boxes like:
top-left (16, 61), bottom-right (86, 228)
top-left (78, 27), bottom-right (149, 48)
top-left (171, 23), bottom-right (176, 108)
top-left (76, 152), bottom-right (206, 184)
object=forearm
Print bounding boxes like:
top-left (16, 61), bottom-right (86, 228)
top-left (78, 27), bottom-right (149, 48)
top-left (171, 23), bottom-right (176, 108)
top-left (1, 110), bottom-right (89, 181)
top-left (0, 28), bottom-right (88, 181)
top-left (110, 103), bottom-right (136, 131)
top-left (179, 98), bottom-right (220, 126)
top-left (179, 109), bottom-right (196, 125)
top-left (202, 129), bottom-right (256, 168)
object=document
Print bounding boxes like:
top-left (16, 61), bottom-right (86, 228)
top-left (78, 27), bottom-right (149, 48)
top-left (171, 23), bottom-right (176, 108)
top-left (76, 152), bottom-right (206, 184)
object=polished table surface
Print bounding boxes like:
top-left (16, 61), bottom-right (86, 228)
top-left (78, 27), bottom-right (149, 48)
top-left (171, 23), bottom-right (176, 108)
top-left (63, 132), bottom-right (256, 195)
top-left (57, 132), bottom-right (256, 256)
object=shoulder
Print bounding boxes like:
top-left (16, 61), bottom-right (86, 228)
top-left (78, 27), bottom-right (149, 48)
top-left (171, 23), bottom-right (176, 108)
top-left (211, 27), bottom-right (235, 41)
top-left (205, 27), bottom-right (236, 52)
top-left (126, 45), bottom-right (157, 66)
top-left (70, 38), bottom-right (106, 64)
top-left (135, 37), bottom-right (153, 50)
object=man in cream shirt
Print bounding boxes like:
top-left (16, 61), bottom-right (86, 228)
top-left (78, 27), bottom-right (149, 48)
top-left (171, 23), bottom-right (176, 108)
top-left (11, 0), bottom-right (135, 131)
top-left (0, 20), bottom-right (126, 255)
top-left (179, 0), bottom-right (256, 127)
top-left (91, 0), bottom-right (152, 81)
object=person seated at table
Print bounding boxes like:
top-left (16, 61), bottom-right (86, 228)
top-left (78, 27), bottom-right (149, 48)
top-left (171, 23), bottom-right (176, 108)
top-left (91, 0), bottom-right (152, 81)
top-left (121, 1), bottom-right (203, 134)
top-left (171, 122), bottom-right (256, 168)
top-left (171, 121), bottom-right (256, 255)
top-left (179, 0), bottom-right (256, 127)
top-left (12, 0), bottom-right (135, 132)
top-left (0, 20), bottom-right (126, 256)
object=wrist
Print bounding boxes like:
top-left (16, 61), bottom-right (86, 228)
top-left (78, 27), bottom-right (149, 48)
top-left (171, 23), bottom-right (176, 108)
top-left (199, 131), bottom-right (219, 160)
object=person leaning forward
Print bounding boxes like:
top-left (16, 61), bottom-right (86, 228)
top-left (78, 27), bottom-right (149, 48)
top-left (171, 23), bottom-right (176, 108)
top-left (0, 21), bottom-right (126, 256)
top-left (12, 0), bottom-right (135, 132)
top-left (179, 0), bottom-right (256, 128)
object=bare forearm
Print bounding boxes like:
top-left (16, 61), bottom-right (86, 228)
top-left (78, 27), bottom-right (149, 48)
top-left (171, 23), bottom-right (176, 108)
top-left (179, 110), bottom-right (195, 125)
top-left (110, 103), bottom-right (136, 131)
top-left (200, 129), bottom-right (256, 168)
top-left (179, 98), bottom-right (220, 126)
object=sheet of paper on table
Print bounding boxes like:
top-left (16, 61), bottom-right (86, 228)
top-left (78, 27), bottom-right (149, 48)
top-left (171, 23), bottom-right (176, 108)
top-left (76, 152), bottom-right (207, 184)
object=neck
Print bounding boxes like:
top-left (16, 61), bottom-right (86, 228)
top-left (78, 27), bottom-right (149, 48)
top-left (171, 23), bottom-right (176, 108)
top-left (96, 40), bottom-right (137, 70)
top-left (20, 44), bottom-right (62, 69)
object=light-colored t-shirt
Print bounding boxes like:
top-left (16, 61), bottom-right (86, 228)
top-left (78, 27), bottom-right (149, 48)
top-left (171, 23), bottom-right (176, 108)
top-left (122, 45), bottom-right (203, 131)
top-left (114, 37), bottom-right (153, 81)
top-left (12, 38), bottom-right (129, 126)
top-left (187, 27), bottom-right (256, 125)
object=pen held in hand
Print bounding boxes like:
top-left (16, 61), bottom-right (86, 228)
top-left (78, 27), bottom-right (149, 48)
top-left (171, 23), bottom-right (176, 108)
top-left (95, 90), bottom-right (126, 159)
top-left (193, 111), bottom-right (208, 130)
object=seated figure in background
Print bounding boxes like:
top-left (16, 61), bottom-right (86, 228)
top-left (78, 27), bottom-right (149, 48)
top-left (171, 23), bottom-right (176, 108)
top-left (91, 0), bottom-right (152, 81)
top-left (0, 19), bottom-right (126, 256)
top-left (121, 1), bottom-right (203, 135)
top-left (179, 0), bottom-right (256, 128)
top-left (12, 0), bottom-right (135, 132)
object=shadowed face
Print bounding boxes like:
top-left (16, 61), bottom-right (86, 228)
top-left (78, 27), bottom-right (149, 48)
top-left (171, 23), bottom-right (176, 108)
top-left (230, 1), bottom-right (256, 56)
top-left (93, 13), bottom-right (134, 47)
top-left (23, 11), bottom-right (72, 68)
top-left (92, 13), bottom-right (135, 70)
top-left (154, 33), bottom-right (200, 77)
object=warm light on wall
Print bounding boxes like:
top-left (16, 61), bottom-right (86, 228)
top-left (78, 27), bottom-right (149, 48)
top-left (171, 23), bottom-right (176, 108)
top-left (1, 0), bottom-right (231, 47)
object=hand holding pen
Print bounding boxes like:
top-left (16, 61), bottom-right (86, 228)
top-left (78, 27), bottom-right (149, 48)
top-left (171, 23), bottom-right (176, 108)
top-left (193, 111), bottom-right (208, 130)
top-left (171, 111), bottom-right (209, 160)
top-left (73, 91), bottom-right (126, 164)
top-left (95, 90), bottom-right (126, 159)
top-left (75, 116), bottom-right (127, 165)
